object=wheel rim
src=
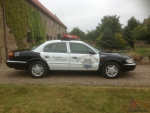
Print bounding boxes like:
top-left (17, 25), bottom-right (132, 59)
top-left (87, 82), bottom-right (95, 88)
top-left (106, 65), bottom-right (118, 77)
top-left (32, 64), bottom-right (44, 77)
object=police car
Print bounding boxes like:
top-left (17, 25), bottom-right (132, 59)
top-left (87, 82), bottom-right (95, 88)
top-left (6, 35), bottom-right (136, 79)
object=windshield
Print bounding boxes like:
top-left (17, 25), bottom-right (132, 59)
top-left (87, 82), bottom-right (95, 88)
top-left (30, 44), bottom-right (42, 50)
top-left (31, 46), bottom-right (38, 50)
top-left (84, 42), bottom-right (100, 52)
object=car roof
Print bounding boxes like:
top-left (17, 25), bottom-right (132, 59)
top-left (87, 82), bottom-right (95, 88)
top-left (32, 40), bottom-right (84, 52)
top-left (44, 40), bottom-right (84, 44)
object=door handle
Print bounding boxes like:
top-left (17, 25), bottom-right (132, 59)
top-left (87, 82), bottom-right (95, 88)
top-left (45, 56), bottom-right (49, 58)
top-left (72, 57), bottom-right (78, 59)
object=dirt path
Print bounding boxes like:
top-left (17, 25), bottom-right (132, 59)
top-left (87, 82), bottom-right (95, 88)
top-left (0, 63), bottom-right (150, 86)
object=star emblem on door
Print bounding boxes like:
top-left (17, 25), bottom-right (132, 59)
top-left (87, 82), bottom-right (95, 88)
top-left (81, 58), bottom-right (94, 69)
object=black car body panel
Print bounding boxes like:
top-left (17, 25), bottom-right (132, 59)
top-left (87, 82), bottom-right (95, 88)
top-left (6, 50), bottom-right (45, 70)
top-left (98, 52), bottom-right (136, 72)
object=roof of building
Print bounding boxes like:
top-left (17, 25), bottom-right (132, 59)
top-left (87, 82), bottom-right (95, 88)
top-left (26, 0), bottom-right (67, 29)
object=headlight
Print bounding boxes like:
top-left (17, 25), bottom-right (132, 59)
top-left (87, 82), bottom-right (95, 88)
top-left (126, 59), bottom-right (134, 63)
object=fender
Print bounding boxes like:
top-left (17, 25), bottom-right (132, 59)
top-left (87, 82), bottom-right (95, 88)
top-left (27, 58), bottom-right (49, 70)
top-left (99, 58), bottom-right (123, 70)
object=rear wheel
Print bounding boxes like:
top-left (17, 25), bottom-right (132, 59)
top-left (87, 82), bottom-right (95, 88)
top-left (29, 61), bottom-right (47, 78)
top-left (102, 62), bottom-right (120, 79)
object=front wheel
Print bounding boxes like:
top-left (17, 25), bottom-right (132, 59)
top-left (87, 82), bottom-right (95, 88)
top-left (29, 61), bottom-right (47, 78)
top-left (102, 62), bottom-right (120, 79)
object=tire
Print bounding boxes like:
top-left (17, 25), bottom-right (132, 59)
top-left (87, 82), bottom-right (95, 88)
top-left (29, 61), bottom-right (47, 78)
top-left (102, 62), bottom-right (120, 79)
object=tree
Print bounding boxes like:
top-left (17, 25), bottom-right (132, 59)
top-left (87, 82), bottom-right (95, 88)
top-left (146, 17), bottom-right (150, 43)
top-left (114, 33), bottom-right (127, 49)
top-left (85, 25), bottom-right (102, 41)
top-left (95, 33), bottom-right (102, 45)
top-left (99, 27), bottom-right (115, 49)
top-left (97, 31), bottom-right (127, 49)
top-left (69, 27), bottom-right (85, 40)
top-left (123, 17), bottom-right (144, 47)
top-left (100, 15), bottom-right (122, 34)
top-left (123, 26), bottom-right (135, 48)
top-left (94, 15), bottom-right (123, 49)
top-left (88, 15), bottom-right (122, 42)
top-left (147, 17), bottom-right (150, 34)
top-left (127, 17), bottom-right (140, 31)
top-left (86, 30), bottom-right (95, 41)
top-left (132, 25), bottom-right (148, 40)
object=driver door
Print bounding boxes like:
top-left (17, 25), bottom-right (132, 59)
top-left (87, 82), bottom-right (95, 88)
top-left (69, 42), bottom-right (99, 70)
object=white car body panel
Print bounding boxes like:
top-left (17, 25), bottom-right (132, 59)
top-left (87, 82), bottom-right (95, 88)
top-left (69, 53), bottom-right (99, 70)
top-left (41, 52), bottom-right (70, 70)
top-left (37, 40), bottom-right (100, 70)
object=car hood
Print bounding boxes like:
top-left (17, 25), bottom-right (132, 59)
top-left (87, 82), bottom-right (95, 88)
top-left (99, 51), bottom-right (131, 59)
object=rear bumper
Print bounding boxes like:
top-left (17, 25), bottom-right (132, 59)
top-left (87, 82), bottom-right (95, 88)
top-left (121, 63), bottom-right (136, 72)
top-left (6, 60), bottom-right (27, 70)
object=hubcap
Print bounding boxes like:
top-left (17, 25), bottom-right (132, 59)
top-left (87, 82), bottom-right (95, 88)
top-left (32, 64), bottom-right (44, 77)
top-left (106, 65), bottom-right (118, 77)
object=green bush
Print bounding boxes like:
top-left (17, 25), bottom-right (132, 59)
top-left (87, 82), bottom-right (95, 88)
top-left (114, 33), bottom-right (127, 49)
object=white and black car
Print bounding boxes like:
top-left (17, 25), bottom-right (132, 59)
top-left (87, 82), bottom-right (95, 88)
top-left (6, 35), bottom-right (136, 79)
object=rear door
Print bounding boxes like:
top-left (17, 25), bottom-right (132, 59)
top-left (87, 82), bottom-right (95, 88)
top-left (69, 42), bottom-right (100, 70)
top-left (41, 42), bottom-right (70, 70)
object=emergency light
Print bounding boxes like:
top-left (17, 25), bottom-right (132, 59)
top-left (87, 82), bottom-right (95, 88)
top-left (61, 34), bottom-right (78, 40)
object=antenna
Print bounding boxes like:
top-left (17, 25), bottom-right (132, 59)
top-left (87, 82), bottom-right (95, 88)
top-left (60, 7), bottom-right (66, 25)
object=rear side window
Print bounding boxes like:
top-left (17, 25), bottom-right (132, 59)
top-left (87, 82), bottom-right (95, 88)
top-left (44, 42), bottom-right (67, 53)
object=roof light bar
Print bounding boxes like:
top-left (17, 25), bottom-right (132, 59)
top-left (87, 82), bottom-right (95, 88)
top-left (61, 34), bottom-right (78, 40)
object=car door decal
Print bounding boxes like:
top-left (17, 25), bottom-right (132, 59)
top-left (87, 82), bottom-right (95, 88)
top-left (82, 58), bottom-right (94, 69)
top-left (75, 55), bottom-right (99, 70)
top-left (77, 55), bottom-right (99, 62)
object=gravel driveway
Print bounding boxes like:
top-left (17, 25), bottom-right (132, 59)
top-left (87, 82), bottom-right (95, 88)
top-left (0, 63), bottom-right (150, 86)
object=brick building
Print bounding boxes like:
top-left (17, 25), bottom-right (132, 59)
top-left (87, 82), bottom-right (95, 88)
top-left (0, 0), bottom-right (67, 63)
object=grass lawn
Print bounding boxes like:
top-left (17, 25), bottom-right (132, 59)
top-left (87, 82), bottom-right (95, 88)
top-left (0, 85), bottom-right (150, 113)
top-left (135, 47), bottom-right (150, 56)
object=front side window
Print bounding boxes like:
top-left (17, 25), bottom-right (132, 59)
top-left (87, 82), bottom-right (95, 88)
top-left (69, 43), bottom-right (95, 54)
top-left (44, 42), bottom-right (67, 53)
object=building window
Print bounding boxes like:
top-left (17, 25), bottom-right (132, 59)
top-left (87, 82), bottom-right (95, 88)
top-left (46, 35), bottom-right (49, 41)
top-left (57, 33), bottom-right (61, 39)
top-left (52, 21), bottom-right (54, 27)
top-left (27, 32), bottom-right (32, 42)
top-left (50, 36), bottom-right (52, 40)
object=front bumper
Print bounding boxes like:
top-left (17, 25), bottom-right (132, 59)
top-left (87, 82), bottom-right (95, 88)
top-left (121, 63), bottom-right (136, 72)
top-left (6, 60), bottom-right (27, 70)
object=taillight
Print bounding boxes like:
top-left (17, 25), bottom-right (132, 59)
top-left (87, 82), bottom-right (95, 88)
top-left (9, 52), bottom-right (15, 59)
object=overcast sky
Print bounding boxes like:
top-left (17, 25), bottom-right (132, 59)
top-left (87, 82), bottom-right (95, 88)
top-left (38, 0), bottom-right (150, 33)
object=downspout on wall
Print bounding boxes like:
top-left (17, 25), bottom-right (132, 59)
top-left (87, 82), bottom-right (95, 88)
top-left (3, 2), bottom-right (8, 60)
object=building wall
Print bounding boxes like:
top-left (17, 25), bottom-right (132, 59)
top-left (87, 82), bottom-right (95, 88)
top-left (0, 5), bottom-right (26, 62)
top-left (0, 7), bottom-right (4, 63)
top-left (0, 6), bottom-right (30, 62)
top-left (0, 1), bottom-right (67, 63)
top-left (40, 10), bottom-right (66, 40)
top-left (0, 6), bottom-right (5, 63)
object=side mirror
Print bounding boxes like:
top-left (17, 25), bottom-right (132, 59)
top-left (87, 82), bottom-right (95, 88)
top-left (89, 49), bottom-right (96, 55)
